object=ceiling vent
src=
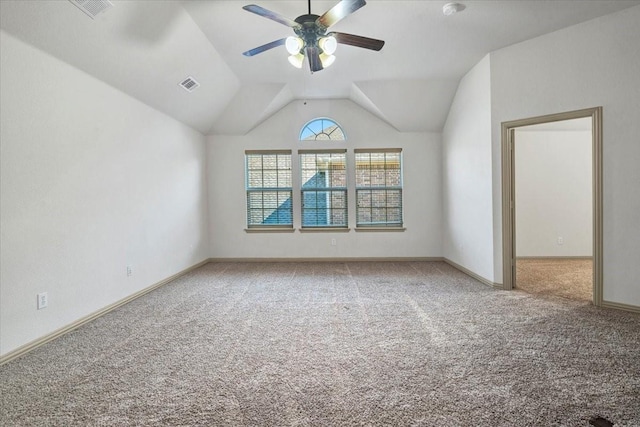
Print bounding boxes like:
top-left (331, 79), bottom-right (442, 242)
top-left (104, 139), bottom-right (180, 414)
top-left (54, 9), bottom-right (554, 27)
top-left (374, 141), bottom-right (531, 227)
top-left (69, 0), bottom-right (114, 19)
top-left (179, 76), bottom-right (200, 93)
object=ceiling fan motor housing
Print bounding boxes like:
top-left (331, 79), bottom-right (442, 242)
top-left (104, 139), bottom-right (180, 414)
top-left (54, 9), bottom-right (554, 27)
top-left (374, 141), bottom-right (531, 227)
top-left (294, 14), bottom-right (326, 50)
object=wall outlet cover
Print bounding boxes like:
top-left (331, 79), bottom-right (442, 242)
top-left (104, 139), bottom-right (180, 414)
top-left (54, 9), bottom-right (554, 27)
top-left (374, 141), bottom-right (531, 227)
top-left (37, 292), bottom-right (48, 310)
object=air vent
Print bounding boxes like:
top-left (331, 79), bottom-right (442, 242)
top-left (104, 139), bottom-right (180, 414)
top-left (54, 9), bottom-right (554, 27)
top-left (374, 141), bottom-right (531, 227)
top-left (179, 76), bottom-right (200, 93)
top-left (69, 0), bottom-right (114, 19)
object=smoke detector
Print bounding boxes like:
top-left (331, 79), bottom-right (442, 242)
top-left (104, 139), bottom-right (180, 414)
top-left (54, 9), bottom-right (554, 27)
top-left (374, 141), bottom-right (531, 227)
top-left (443, 2), bottom-right (466, 16)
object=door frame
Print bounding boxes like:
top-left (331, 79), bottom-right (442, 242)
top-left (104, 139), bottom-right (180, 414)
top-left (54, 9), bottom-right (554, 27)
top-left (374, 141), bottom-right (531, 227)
top-left (501, 107), bottom-right (603, 306)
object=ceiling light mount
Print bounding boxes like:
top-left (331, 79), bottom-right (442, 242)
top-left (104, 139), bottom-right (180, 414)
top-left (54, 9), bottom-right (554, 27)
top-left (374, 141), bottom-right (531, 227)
top-left (442, 2), bottom-right (466, 16)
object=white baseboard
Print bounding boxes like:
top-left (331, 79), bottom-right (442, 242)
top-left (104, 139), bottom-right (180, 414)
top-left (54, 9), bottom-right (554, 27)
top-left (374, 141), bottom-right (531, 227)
top-left (516, 256), bottom-right (593, 260)
top-left (602, 300), bottom-right (640, 314)
top-left (208, 257), bottom-right (444, 263)
top-left (443, 258), bottom-right (501, 289)
top-left (0, 259), bottom-right (210, 366)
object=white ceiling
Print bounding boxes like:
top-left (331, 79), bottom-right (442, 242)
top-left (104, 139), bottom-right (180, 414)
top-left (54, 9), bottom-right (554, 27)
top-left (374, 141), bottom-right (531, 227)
top-left (1, 0), bottom-right (638, 135)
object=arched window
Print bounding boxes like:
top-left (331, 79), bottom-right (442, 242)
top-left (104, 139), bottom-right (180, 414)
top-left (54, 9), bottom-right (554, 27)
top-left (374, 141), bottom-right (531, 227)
top-left (299, 118), bottom-right (346, 141)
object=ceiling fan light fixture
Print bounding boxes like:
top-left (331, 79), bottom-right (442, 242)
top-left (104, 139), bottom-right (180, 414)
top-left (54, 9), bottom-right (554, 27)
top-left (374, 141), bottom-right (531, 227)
top-left (319, 53), bottom-right (336, 68)
top-left (288, 53), bottom-right (304, 68)
top-left (285, 36), bottom-right (303, 55)
top-left (319, 36), bottom-right (337, 55)
top-left (242, 1), bottom-right (385, 73)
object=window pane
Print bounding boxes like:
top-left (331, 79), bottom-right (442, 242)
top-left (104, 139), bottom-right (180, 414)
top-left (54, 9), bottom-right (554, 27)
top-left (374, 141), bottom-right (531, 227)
top-left (371, 169), bottom-right (385, 186)
top-left (262, 155), bottom-right (277, 169)
top-left (248, 192), bottom-right (263, 206)
top-left (246, 152), bottom-right (292, 227)
top-left (248, 171), bottom-right (263, 188)
top-left (301, 189), bottom-right (347, 227)
top-left (387, 190), bottom-right (402, 207)
top-left (331, 192), bottom-right (346, 208)
top-left (370, 152), bottom-right (385, 166)
top-left (262, 192), bottom-right (278, 209)
top-left (357, 207), bottom-right (371, 224)
top-left (247, 155), bottom-right (263, 170)
top-left (278, 170), bottom-right (291, 187)
top-left (277, 155), bottom-right (291, 169)
top-left (386, 152), bottom-right (401, 164)
top-left (372, 190), bottom-right (386, 207)
top-left (357, 190), bottom-right (372, 207)
top-left (386, 169), bottom-right (401, 186)
top-left (301, 169), bottom-right (319, 186)
top-left (355, 150), bottom-right (403, 227)
top-left (300, 151), bottom-right (347, 228)
top-left (355, 169), bottom-right (370, 187)
top-left (277, 192), bottom-right (290, 205)
top-left (249, 210), bottom-right (265, 225)
top-left (263, 170), bottom-right (277, 187)
top-left (299, 118), bottom-right (346, 141)
top-left (372, 208), bottom-right (387, 223)
top-left (387, 208), bottom-right (402, 223)
top-left (330, 208), bottom-right (347, 225)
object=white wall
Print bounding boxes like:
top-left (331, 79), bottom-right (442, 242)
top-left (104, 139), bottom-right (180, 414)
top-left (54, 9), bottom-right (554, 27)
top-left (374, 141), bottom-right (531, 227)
top-left (208, 99), bottom-right (442, 259)
top-left (0, 32), bottom-right (210, 356)
top-left (515, 130), bottom-right (592, 257)
top-left (442, 55), bottom-right (494, 282)
top-left (489, 5), bottom-right (640, 305)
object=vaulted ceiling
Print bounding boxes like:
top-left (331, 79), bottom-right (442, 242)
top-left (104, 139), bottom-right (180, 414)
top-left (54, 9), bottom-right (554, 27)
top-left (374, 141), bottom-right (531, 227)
top-left (1, 0), bottom-right (638, 135)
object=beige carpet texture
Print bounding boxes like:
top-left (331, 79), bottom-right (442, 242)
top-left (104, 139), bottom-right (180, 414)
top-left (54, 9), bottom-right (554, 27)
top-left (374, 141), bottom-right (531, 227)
top-left (1, 261), bottom-right (639, 426)
top-left (517, 258), bottom-right (593, 301)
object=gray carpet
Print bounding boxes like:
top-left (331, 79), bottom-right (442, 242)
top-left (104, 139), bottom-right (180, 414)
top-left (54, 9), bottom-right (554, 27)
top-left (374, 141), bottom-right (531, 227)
top-left (1, 261), bottom-right (639, 426)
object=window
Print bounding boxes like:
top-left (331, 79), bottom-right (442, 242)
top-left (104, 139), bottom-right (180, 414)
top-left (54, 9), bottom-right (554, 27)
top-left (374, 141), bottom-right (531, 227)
top-left (300, 118), bottom-right (346, 141)
top-left (355, 149), bottom-right (403, 227)
top-left (300, 150), bottom-right (347, 228)
top-left (245, 150), bottom-right (293, 228)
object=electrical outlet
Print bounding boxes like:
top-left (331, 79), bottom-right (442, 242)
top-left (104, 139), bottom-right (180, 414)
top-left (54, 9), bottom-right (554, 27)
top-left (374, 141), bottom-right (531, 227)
top-left (331, 238), bottom-right (337, 246)
top-left (126, 265), bottom-right (133, 277)
top-left (37, 292), bottom-right (48, 310)
top-left (557, 237), bottom-right (564, 245)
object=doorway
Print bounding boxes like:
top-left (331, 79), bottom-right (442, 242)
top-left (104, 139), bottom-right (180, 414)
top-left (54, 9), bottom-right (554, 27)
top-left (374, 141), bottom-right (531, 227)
top-left (501, 107), bottom-right (603, 306)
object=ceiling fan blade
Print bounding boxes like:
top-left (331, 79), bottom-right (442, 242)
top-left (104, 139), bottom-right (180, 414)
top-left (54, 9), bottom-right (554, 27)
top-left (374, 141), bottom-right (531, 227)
top-left (330, 32), bottom-right (385, 51)
top-left (305, 46), bottom-right (323, 73)
top-left (242, 38), bottom-right (287, 57)
top-left (317, 0), bottom-right (366, 29)
top-left (242, 4), bottom-right (301, 28)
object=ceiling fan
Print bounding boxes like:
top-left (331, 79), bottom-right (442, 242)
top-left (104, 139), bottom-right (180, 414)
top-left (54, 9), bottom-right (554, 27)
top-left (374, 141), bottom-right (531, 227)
top-left (242, 0), bottom-right (385, 73)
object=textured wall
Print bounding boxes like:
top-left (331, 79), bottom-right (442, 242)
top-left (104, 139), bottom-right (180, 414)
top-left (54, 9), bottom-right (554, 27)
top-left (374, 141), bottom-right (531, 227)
top-left (0, 32), bottom-right (210, 356)
top-left (208, 99), bottom-right (442, 259)
top-left (442, 55), bottom-right (494, 282)
top-left (515, 129), bottom-right (592, 257)
top-left (490, 6), bottom-right (640, 305)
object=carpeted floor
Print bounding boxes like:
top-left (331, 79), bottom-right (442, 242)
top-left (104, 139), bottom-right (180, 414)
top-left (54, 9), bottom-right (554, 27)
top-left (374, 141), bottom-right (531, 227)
top-left (516, 258), bottom-right (593, 301)
top-left (1, 261), bottom-right (639, 426)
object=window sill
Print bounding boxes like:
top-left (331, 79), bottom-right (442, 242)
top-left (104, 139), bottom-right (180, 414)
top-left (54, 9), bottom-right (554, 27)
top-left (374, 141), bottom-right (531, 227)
top-left (355, 227), bottom-right (406, 232)
top-left (298, 227), bottom-right (351, 233)
top-left (245, 228), bottom-right (295, 233)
